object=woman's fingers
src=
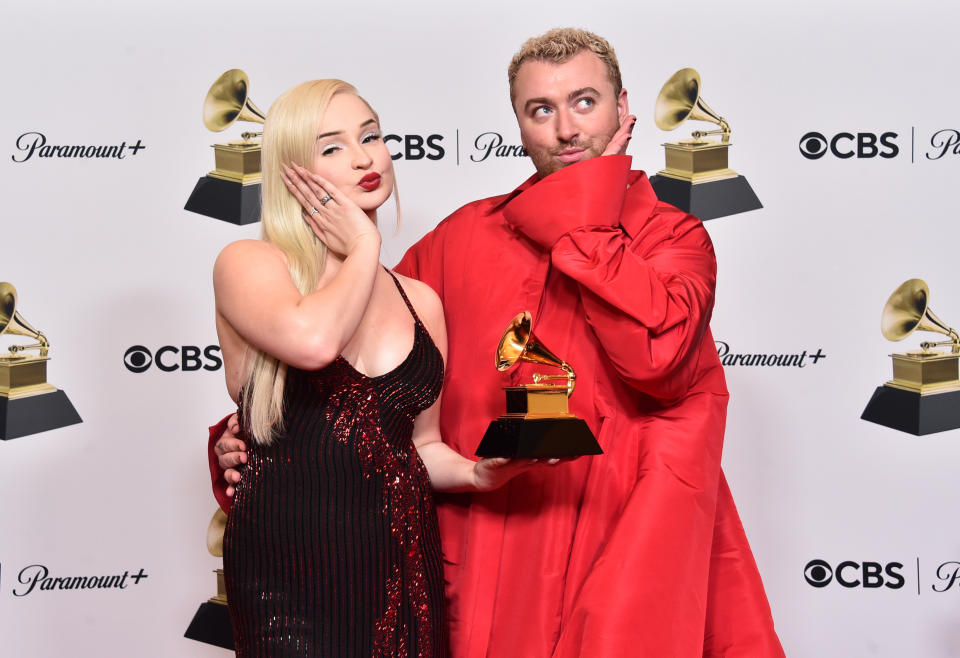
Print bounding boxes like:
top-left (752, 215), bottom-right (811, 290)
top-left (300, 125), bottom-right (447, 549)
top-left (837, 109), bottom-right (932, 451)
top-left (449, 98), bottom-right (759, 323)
top-left (301, 210), bottom-right (334, 246)
top-left (301, 209), bottom-right (320, 233)
top-left (282, 169), bottom-right (318, 214)
top-left (284, 165), bottom-right (329, 214)
top-left (297, 165), bottom-right (348, 206)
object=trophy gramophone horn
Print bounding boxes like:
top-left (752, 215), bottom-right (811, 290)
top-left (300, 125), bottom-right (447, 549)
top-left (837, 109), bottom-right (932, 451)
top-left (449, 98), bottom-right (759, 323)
top-left (881, 279), bottom-right (959, 350)
top-left (0, 282), bottom-right (49, 357)
top-left (495, 311), bottom-right (575, 394)
top-left (654, 68), bottom-right (730, 143)
top-left (206, 508), bottom-right (228, 558)
top-left (184, 507), bottom-right (230, 644)
top-left (202, 69), bottom-right (266, 133)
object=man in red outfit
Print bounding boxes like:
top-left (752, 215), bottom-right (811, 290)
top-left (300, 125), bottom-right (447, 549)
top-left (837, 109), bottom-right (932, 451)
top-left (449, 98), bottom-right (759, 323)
top-left (212, 28), bottom-right (784, 657)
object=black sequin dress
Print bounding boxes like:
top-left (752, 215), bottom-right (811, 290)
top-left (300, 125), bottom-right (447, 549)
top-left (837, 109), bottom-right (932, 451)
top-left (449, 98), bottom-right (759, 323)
top-left (223, 274), bottom-right (446, 658)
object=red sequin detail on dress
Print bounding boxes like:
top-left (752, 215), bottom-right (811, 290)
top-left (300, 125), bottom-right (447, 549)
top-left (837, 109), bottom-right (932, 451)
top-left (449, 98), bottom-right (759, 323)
top-left (224, 273), bottom-right (446, 657)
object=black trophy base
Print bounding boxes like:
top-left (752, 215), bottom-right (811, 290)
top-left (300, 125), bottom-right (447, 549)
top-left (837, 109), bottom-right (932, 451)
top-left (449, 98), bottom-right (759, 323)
top-left (861, 386), bottom-right (960, 436)
top-left (184, 176), bottom-right (261, 225)
top-left (649, 175), bottom-right (762, 221)
top-left (476, 417), bottom-right (603, 458)
top-left (0, 391), bottom-right (82, 440)
top-left (184, 601), bottom-right (234, 650)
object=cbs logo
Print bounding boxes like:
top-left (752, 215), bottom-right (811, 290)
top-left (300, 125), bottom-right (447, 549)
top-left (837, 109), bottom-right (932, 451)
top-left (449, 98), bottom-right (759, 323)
top-left (123, 345), bottom-right (223, 373)
top-left (798, 132), bottom-right (899, 160)
top-left (804, 559), bottom-right (905, 589)
top-left (384, 134), bottom-right (445, 161)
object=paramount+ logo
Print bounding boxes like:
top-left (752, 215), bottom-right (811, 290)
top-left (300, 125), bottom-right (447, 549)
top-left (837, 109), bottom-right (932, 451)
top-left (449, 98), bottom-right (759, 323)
top-left (798, 131), bottom-right (899, 160)
top-left (123, 345), bottom-right (222, 373)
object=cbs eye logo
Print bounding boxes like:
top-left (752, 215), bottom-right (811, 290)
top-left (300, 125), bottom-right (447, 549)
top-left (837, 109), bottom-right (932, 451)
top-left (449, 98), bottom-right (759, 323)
top-left (803, 559), bottom-right (905, 589)
top-left (804, 559), bottom-right (833, 588)
top-left (799, 131), bottom-right (899, 160)
top-left (123, 345), bottom-right (222, 373)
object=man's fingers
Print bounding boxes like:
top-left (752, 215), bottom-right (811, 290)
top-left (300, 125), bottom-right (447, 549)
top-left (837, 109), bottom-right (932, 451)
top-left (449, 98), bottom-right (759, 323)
top-left (225, 468), bottom-right (242, 484)
top-left (218, 451), bottom-right (248, 470)
top-left (604, 115), bottom-right (637, 156)
top-left (215, 437), bottom-right (246, 455)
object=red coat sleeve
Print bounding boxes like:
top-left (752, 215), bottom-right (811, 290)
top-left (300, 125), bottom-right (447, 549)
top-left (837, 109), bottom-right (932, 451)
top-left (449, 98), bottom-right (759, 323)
top-left (504, 155), bottom-right (716, 402)
top-left (394, 209), bottom-right (459, 298)
top-left (208, 413), bottom-right (234, 514)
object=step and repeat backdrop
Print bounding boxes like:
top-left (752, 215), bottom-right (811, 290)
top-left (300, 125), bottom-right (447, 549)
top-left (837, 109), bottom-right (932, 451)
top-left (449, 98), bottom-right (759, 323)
top-left (3, 0), bottom-right (959, 655)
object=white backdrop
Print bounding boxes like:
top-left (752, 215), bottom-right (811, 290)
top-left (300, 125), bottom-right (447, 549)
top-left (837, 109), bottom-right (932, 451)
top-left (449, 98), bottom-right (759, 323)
top-left (3, 0), bottom-right (960, 655)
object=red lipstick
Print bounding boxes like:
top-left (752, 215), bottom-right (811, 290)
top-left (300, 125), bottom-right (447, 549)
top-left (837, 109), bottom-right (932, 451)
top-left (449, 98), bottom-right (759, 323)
top-left (358, 173), bottom-right (381, 191)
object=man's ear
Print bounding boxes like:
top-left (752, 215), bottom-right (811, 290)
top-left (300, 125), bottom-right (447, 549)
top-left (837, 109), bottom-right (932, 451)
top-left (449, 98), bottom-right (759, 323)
top-left (617, 88), bottom-right (629, 123)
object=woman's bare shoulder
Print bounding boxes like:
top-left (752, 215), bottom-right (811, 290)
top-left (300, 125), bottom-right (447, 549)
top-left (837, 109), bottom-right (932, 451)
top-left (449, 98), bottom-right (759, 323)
top-left (394, 273), bottom-right (441, 309)
top-left (215, 240), bottom-right (287, 276)
top-left (216, 239), bottom-right (284, 261)
top-left (393, 273), bottom-right (444, 334)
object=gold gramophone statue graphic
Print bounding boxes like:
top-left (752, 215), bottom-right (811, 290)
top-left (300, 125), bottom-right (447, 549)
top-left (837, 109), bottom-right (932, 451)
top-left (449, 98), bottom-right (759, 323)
top-left (475, 312), bottom-right (602, 458)
top-left (648, 68), bottom-right (762, 220)
top-left (184, 508), bottom-right (234, 650)
top-left (0, 282), bottom-right (81, 440)
top-left (184, 68), bottom-right (266, 225)
top-left (861, 279), bottom-right (960, 435)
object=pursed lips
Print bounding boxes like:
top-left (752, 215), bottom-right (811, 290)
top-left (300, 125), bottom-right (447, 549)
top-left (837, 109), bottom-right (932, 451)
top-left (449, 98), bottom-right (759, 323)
top-left (556, 148), bottom-right (585, 163)
top-left (358, 173), bottom-right (381, 190)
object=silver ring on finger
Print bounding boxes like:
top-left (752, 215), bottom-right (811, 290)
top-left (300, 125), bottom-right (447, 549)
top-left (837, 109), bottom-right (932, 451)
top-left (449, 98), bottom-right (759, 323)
top-left (310, 207), bottom-right (320, 215)
top-left (319, 194), bottom-right (333, 207)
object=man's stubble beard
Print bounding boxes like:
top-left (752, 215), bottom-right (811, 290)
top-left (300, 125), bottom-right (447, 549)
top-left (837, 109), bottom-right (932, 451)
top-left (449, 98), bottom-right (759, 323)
top-left (525, 129), bottom-right (618, 179)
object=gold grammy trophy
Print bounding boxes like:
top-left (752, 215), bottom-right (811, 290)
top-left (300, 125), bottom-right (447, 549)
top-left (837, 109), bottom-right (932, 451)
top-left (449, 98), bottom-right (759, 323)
top-left (0, 282), bottom-right (81, 440)
top-left (475, 312), bottom-right (602, 458)
top-left (184, 508), bottom-right (234, 650)
top-left (648, 68), bottom-right (762, 220)
top-left (184, 68), bottom-right (266, 225)
top-left (861, 278), bottom-right (960, 435)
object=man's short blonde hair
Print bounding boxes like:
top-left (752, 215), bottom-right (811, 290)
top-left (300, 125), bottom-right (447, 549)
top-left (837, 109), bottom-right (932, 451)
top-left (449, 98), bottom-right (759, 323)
top-left (508, 28), bottom-right (623, 107)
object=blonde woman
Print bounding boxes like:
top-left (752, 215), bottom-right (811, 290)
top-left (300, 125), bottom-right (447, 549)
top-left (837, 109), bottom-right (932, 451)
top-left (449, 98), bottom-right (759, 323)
top-left (213, 80), bottom-right (535, 657)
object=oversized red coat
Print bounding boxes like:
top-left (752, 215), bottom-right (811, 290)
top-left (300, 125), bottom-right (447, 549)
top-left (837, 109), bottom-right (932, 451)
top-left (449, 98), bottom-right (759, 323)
top-left (210, 154), bottom-right (784, 657)
top-left (394, 155), bottom-right (783, 658)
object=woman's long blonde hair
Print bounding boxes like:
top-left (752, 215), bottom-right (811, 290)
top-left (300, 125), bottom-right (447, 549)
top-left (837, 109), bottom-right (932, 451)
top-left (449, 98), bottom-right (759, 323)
top-left (242, 79), bottom-right (369, 445)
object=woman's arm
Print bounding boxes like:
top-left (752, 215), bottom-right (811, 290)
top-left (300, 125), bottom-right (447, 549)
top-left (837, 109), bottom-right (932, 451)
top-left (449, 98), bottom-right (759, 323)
top-left (413, 396), bottom-right (543, 493)
top-left (404, 277), bottom-right (550, 492)
top-left (213, 171), bottom-right (381, 372)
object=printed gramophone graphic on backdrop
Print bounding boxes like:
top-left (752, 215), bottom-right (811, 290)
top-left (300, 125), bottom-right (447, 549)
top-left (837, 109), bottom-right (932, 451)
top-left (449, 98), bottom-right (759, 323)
top-left (475, 311), bottom-right (602, 458)
top-left (184, 508), bottom-right (234, 650)
top-left (861, 279), bottom-right (960, 435)
top-left (648, 68), bottom-right (762, 221)
top-left (184, 69), bottom-right (266, 225)
top-left (0, 282), bottom-right (81, 440)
